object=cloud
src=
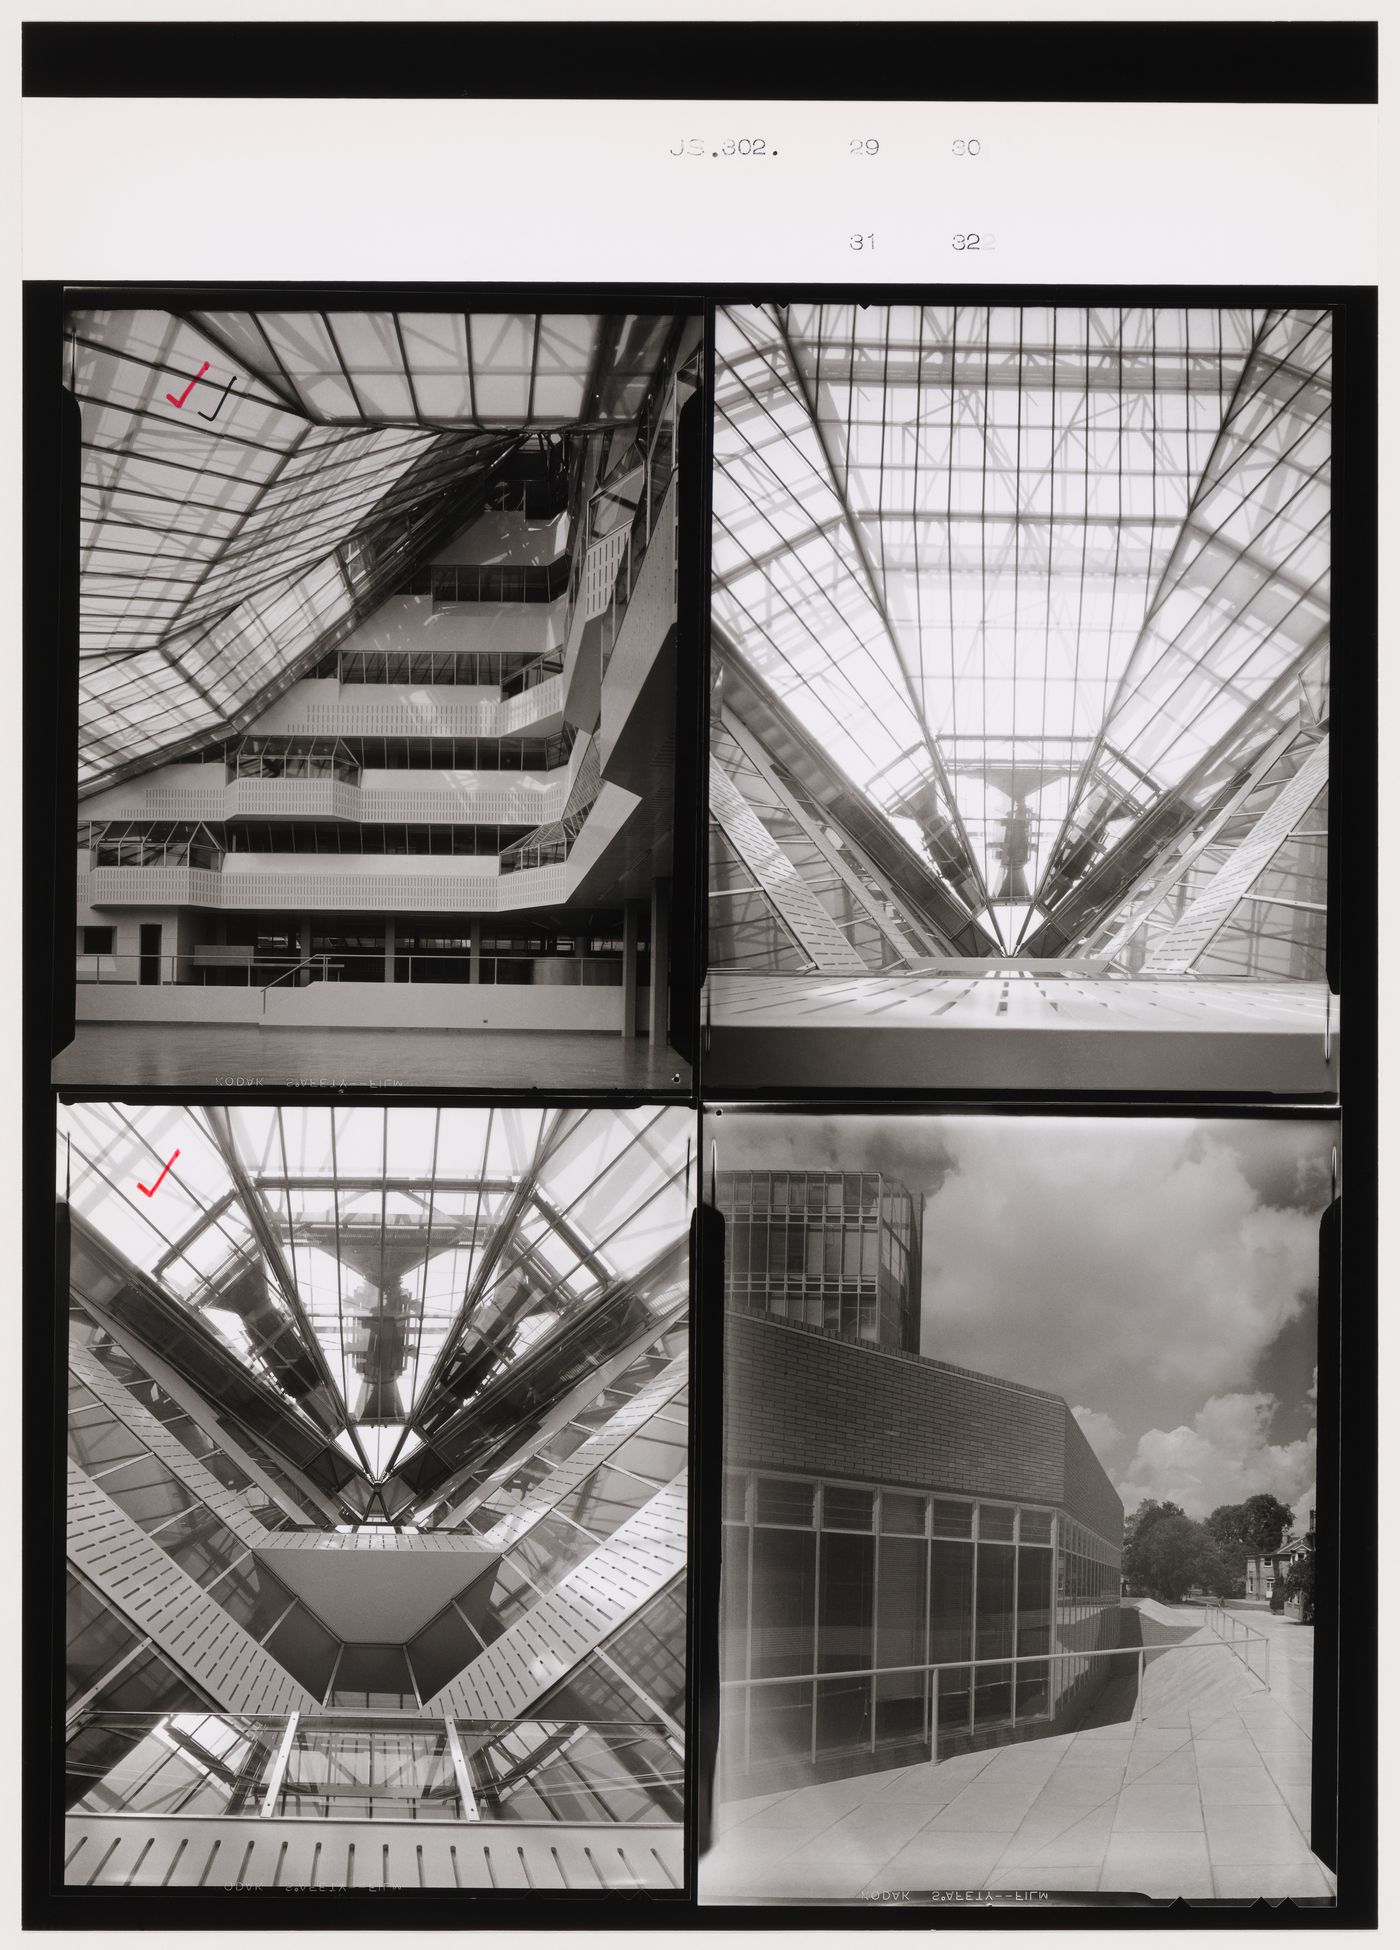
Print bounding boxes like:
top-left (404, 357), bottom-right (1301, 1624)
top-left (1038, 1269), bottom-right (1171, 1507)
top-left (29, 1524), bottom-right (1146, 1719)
top-left (1116, 1391), bottom-right (1317, 1521)
top-left (1072, 1406), bottom-right (1124, 1461)
top-left (920, 1122), bottom-right (1321, 1400)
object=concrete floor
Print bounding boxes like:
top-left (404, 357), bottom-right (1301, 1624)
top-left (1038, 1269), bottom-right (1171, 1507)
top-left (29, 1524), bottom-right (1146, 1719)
top-left (700, 1607), bottom-right (1333, 1907)
top-left (53, 1024), bottom-right (693, 1096)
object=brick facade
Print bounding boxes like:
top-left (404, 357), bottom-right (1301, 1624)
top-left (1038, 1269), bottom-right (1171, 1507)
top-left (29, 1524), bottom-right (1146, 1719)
top-left (725, 1310), bottom-right (1122, 1542)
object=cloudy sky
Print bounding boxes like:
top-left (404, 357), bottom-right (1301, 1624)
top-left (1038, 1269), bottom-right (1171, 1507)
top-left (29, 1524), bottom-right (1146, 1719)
top-left (710, 1111), bottom-right (1334, 1525)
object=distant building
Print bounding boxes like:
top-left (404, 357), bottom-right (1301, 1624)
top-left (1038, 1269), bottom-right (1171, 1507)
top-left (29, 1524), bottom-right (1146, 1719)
top-left (1245, 1508), bottom-right (1316, 1617)
top-left (716, 1167), bottom-right (1124, 1795)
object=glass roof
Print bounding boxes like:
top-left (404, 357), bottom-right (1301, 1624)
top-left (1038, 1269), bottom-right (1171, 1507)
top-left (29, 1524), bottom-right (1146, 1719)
top-left (70, 309), bottom-right (678, 791)
top-left (58, 1102), bottom-right (693, 1484)
top-left (712, 304), bottom-right (1331, 957)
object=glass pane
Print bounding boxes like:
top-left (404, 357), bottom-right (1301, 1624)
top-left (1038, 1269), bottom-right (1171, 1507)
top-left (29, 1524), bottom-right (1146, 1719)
top-left (66, 1574), bottom-right (141, 1704)
top-left (554, 1463), bottom-right (655, 1539)
top-left (149, 1504), bottom-right (248, 1588)
top-left (880, 1491), bottom-right (927, 1535)
top-left (406, 1605), bottom-right (478, 1701)
top-left (329, 1643), bottom-right (415, 1709)
top-left (68, 1411), bottom-right (147, 1477)
top-left (817, 1530), bottom-right (874, 1676)
top-left (100, 1454), bottom-right (200, 1531)
top-left (822, 1485), bottom-right (874, 1531)
top-left (508, 1513), bottom-right (599, 1590)
top-left (754, 1477), bottom-right (815, 1527)
top-left (749, 1679), bottom-right (812, 1771)
top-left (608, 1578), bottom-right (688, 1726)
top-left (263, 1604), bottom-right (340, 1699)
top-left (750, 1527), bottom-right (816, 1679)
top-left (874, 1534), bottom-right (927, 1744)
top-left (930, 1539), bottom-right (974, 1665)
top-left (974, 1541), bottom-right (1017, 1725)
top-left (206, 1557), bottom-right (295, 1640)
top-left (607, 1421), bottom-right (689, 1485)
top-left (978, 1503), bottom-right (1016, 1542)
top-left (815, 1673), bottom-right (871, 1755)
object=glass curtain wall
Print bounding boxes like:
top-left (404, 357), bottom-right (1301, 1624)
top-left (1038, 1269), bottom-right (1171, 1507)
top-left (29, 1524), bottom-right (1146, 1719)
top-left (717, 1171), bottom-right (918, 1349)
top-left (720, 1471), bottom-right (1121, 1781)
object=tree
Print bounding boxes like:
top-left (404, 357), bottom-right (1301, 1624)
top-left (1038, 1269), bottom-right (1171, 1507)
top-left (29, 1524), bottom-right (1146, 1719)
top-left (1122, 1509), bottom-right (1231, 1603)
top-left (1124, 1499), bottom-right (1187, 1547)
top-left (1205, 1494), bottom-right (1295, 1596)
top-left (1240, 1494), bottom-right (1294, 1554)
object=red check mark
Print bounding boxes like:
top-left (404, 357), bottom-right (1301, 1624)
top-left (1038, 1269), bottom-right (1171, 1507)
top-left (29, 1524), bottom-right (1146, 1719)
top-left (137, 1149), bottom-right (181, 1197)
top-left (166, 363), bottom-right (210, 408)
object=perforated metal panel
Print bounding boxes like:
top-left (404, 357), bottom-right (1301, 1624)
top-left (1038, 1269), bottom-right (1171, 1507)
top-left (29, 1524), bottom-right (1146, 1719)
top-left (66, 1463), bottom-right (316, 1715)
top-left (289, 676), bottom-right (565, 740)
top-left (710, 761), bottom-right (868, 973)
top-left (85, 865), bottom-right (570, 913)
top-left (431, 1478), bottom-right (688, 1722)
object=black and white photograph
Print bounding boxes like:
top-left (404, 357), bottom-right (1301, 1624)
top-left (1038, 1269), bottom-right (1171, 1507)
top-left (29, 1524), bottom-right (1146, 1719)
top-left (59, 1099), bottom-right (692, 1890)
top-left (57, 305), bottom-right (703, 1095)
top-left (701, 1109), bottom-right (1336, 1905)
top-left (18, 17), bottom-right (1379, 1934)
top-left (705, 303), bottom-right (1336, 1096)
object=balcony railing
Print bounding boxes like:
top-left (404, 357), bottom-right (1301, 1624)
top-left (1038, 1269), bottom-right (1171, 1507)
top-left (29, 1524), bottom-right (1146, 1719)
top-left (501, 647), bottom-right (565, 699)
top-left (66, 1712), bottom-right (682, 1827)
top-left (718, 1626), bottom-right (1271, 1774)
top-left (77, 951), bottom-right (631, 989)
top-left (399, 555), bottom-right (572, 606)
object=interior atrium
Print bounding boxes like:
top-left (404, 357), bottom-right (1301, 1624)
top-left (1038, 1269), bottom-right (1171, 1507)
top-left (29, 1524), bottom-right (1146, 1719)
top-left (61, 308), bottom-right (700, 1091)
top-left (706, 304), bottom-right (1335, 1093)
top-left (58, 1100), bottom-right (692, 1890)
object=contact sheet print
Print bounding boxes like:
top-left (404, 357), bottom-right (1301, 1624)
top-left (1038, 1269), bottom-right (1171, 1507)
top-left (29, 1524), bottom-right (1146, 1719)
top-left (23, 26), bottom-right (1377, 1929)
top-left (38, 279), bottom-right (1362, 1926)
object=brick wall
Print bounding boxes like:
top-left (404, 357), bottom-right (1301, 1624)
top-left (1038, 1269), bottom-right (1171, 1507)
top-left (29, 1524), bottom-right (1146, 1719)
top-left (725, 1312), bottom-right (1122, 1544)
top-left (1061, 1394), bottom-right (1127, 1544)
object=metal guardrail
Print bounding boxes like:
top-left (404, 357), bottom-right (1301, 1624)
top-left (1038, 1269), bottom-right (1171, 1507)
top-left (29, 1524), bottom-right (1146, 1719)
top-left (77, 951), bottom-right (631, 990)
top-left (719, 1623), bottom-right (1271, 1768)
top-left (1203, 1602), bottom-right (1273, 1685)
top-left (65, 1711), bottom-right (681, 1828)
top-left (259, 955), bottom-right (343, 1014)
top-left (501, 648), bottom-right (565, 698)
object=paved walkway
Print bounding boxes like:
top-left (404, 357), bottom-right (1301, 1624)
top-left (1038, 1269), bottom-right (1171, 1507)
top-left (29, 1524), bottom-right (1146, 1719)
top-left (701, 1607), bottom-right (1333, 1905)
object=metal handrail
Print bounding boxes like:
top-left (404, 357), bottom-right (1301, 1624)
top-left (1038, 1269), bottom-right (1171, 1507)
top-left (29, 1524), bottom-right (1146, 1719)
top-left (65, 1711), bottom-right (681, 1828)
top-left (1203, 1601), bottom-right (1272, 1685)
top-left (722, 1629), bottom-right (1270, 1758)
top-left (501, 646), bottom-right (566, 698)
top-left (77, 949), bottom-right (636, 990)
top-left (718, 1636), bottom-right (1268, 1692)
top-left (260, 955), bottom-right (341, 1012)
